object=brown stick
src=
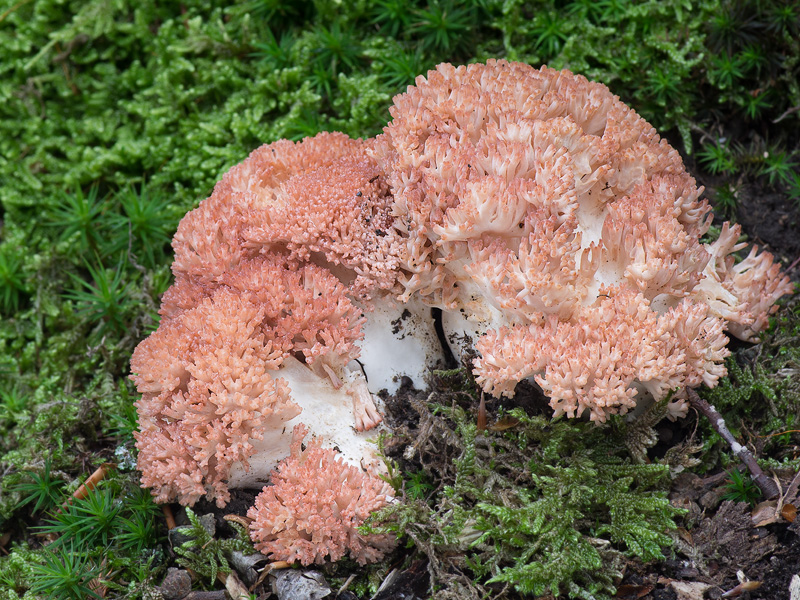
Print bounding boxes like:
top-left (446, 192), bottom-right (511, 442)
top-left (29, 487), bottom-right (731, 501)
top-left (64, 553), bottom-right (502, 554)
top-left (686, 388), bottom-right (779, 499)
top-left (476, 393), bottom-right (487, 432)
top-left (162, 504), bottom-right (177, 530)
top-left (57, 463), bottom-right (114, 514)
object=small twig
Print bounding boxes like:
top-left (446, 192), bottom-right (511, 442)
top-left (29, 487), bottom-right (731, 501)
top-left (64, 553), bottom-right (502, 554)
top-left (686, 388), bottom-right (779, 498)
top-left (183, 592), bottom-right (226, 600)
top-left (476, 393), bottom-right (487, 432)
top-left (759, 428), bottom-right (800, 438)
top-left (58, 463), bottom-right (114, 513)
top-left (0, 0), bottom-right (32, 24)
top-left (783, 468), bottom-right (800, 502)
top-left (773, 104), bottom-right (800, 124)
top-left (162, 504), bottom-right (177, 530)
top-left (338, 574), bottom-right (357, 595)
top-left (786, 255), bottom-right (800, 274)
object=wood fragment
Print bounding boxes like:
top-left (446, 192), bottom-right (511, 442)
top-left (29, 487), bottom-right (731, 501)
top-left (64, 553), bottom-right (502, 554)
top-left (614, 583), bottom-right (654, 598)
top-left (162, 504), bottom-right (177, 530)
top-left (56, 462), bottom-right (114, 515)
top-left (686, 388), bottom-right (779, 498)
top-left (183, 592), bottom-right (226, 600)
top-left (252, 560), bottom-right (291, 590)
top-left (220, 570), bottom-right (251, 600)
top-left (223, 514), bottom-right (252, 529)
top-left (476, 394), bottom-right (486, 432)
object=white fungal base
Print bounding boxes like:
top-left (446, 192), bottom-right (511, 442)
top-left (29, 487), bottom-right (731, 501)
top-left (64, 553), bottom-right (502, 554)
top-left (357, 294), bottom-right (444, 393)
top-left (228, 356), bottom-right (385, 490)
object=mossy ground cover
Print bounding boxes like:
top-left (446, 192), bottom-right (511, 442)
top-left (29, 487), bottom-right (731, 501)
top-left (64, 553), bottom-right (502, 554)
top-left (0, 1), bottom-right (798, 598)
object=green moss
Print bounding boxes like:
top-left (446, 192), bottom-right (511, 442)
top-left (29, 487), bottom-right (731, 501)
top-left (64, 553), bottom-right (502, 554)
top-left (700, 296), bottom-right (800, 470)
top-left (0, 0), bottom-right (797, 596)
top-left (174, 507), bottom-right (253, 586)
top-left (2, 471), bottom-right (166, 599)
top-left (0, 543), bottom-right (41, 600)
top-left (368, 391), bottom-right (683, 599)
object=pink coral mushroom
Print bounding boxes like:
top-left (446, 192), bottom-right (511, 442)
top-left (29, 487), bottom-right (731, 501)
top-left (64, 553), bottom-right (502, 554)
top-left (247, 424), bottom-right (396, 566)
top-left (132, 251), bottom-right (386, 507)
top-left (373, 59), bottom-right (793, 422)
top-left (130, 59), bottom-right (793, 562)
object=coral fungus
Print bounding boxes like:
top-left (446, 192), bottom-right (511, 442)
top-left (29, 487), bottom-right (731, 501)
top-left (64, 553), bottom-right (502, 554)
top-left (131, 59), bottom-right (792, 524)
top-left (373, 59), bottom-right (792, 422)
top-left (248, 424), bottom-right (396, 566)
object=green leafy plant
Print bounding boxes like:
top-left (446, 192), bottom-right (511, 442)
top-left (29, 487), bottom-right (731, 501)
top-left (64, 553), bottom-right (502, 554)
top-left (760, 148), bottom-right (798, 187)
top-left (0, 248), bottom-right (27, 315)
top-left (738, 89), bottom-right (773, 120)
top-left (311, 22), bottom-right (364, 76)
top-left (646, 65), bottom-right (685, 107)
top-left (720, 468), bottom-right (762, 505)
top-left (41, 484), bottom-right (122, 548)
top-left (21, 473), bottom-right (166, 596)
top-left (699, 297), bottom-right (800, 471)
top-left (175, 507), bottom-right (254, 585)
top-left (117, 511), bottom-right (161, 554)
top-left (0, 385), bottom-right (28, 428)
top-left (711, 182), bottom-right (740, 217)
top-left (412, 1), bottom-right (476, 55)
top-left (65, 260), bottom-right (134, 340)
top-left (404, 469), bottom-right (435, 501)
top-left (368, 392), bottom-right (682, 599)
top-left (787, 170), bottom-right (800, 205)
top-left (371, 0), bottom-right (415, 37)
top-left (707, 2), bottom-right (761, 54)
top-left (379, 48), bottom-right (429, 88)
top-left (251, 28), bottom-right (296, 69)
top-left (235, 0), bottom-right (313, 31)
top-left (108, 184), bottom-right (176, 269)
top-left (530, 11), bottom-right (569, 59)
top-left (29, 543), bottom-right (102, 600)
top-left (698, 140), bottom-right (737, 175)
top-left (13, 458), bottom-right (66, 514)
top-left (108, 388), bottom-right (139, 443)
top-left (47, 186), bottom-right (108, 256)
top-left (709, 52), bottom-right (746, 90)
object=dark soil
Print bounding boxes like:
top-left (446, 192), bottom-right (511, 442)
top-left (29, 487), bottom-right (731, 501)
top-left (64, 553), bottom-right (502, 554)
top-left (735, 185), bottom-right (800, 270)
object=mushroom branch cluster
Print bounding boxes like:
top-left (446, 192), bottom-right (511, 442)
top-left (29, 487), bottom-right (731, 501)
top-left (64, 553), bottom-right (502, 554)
top-left (130, 60), bottom-right (793, 564)
top-left (373, 61), bottom-right (792, 422)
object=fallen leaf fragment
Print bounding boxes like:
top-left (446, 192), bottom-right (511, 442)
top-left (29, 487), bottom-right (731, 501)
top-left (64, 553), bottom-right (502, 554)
top-left (488, 416), bottom-right (520, 432)
top-left (781, 503), bottom-right (797, 523)
top-left (751, 500), bottom-right (779, 526)
top-left (721, 580), bottom-right (762, 597)
top-left (223, 514), bottom-right (252, 529)
top-left (676, 526), bottom-right (694, 545)
top-left (222, 570), bottom-right (251, 600)
top-left (615, 584), bottom-right (654, 598)
top-left (669, 580), bottom-right (713, 600)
